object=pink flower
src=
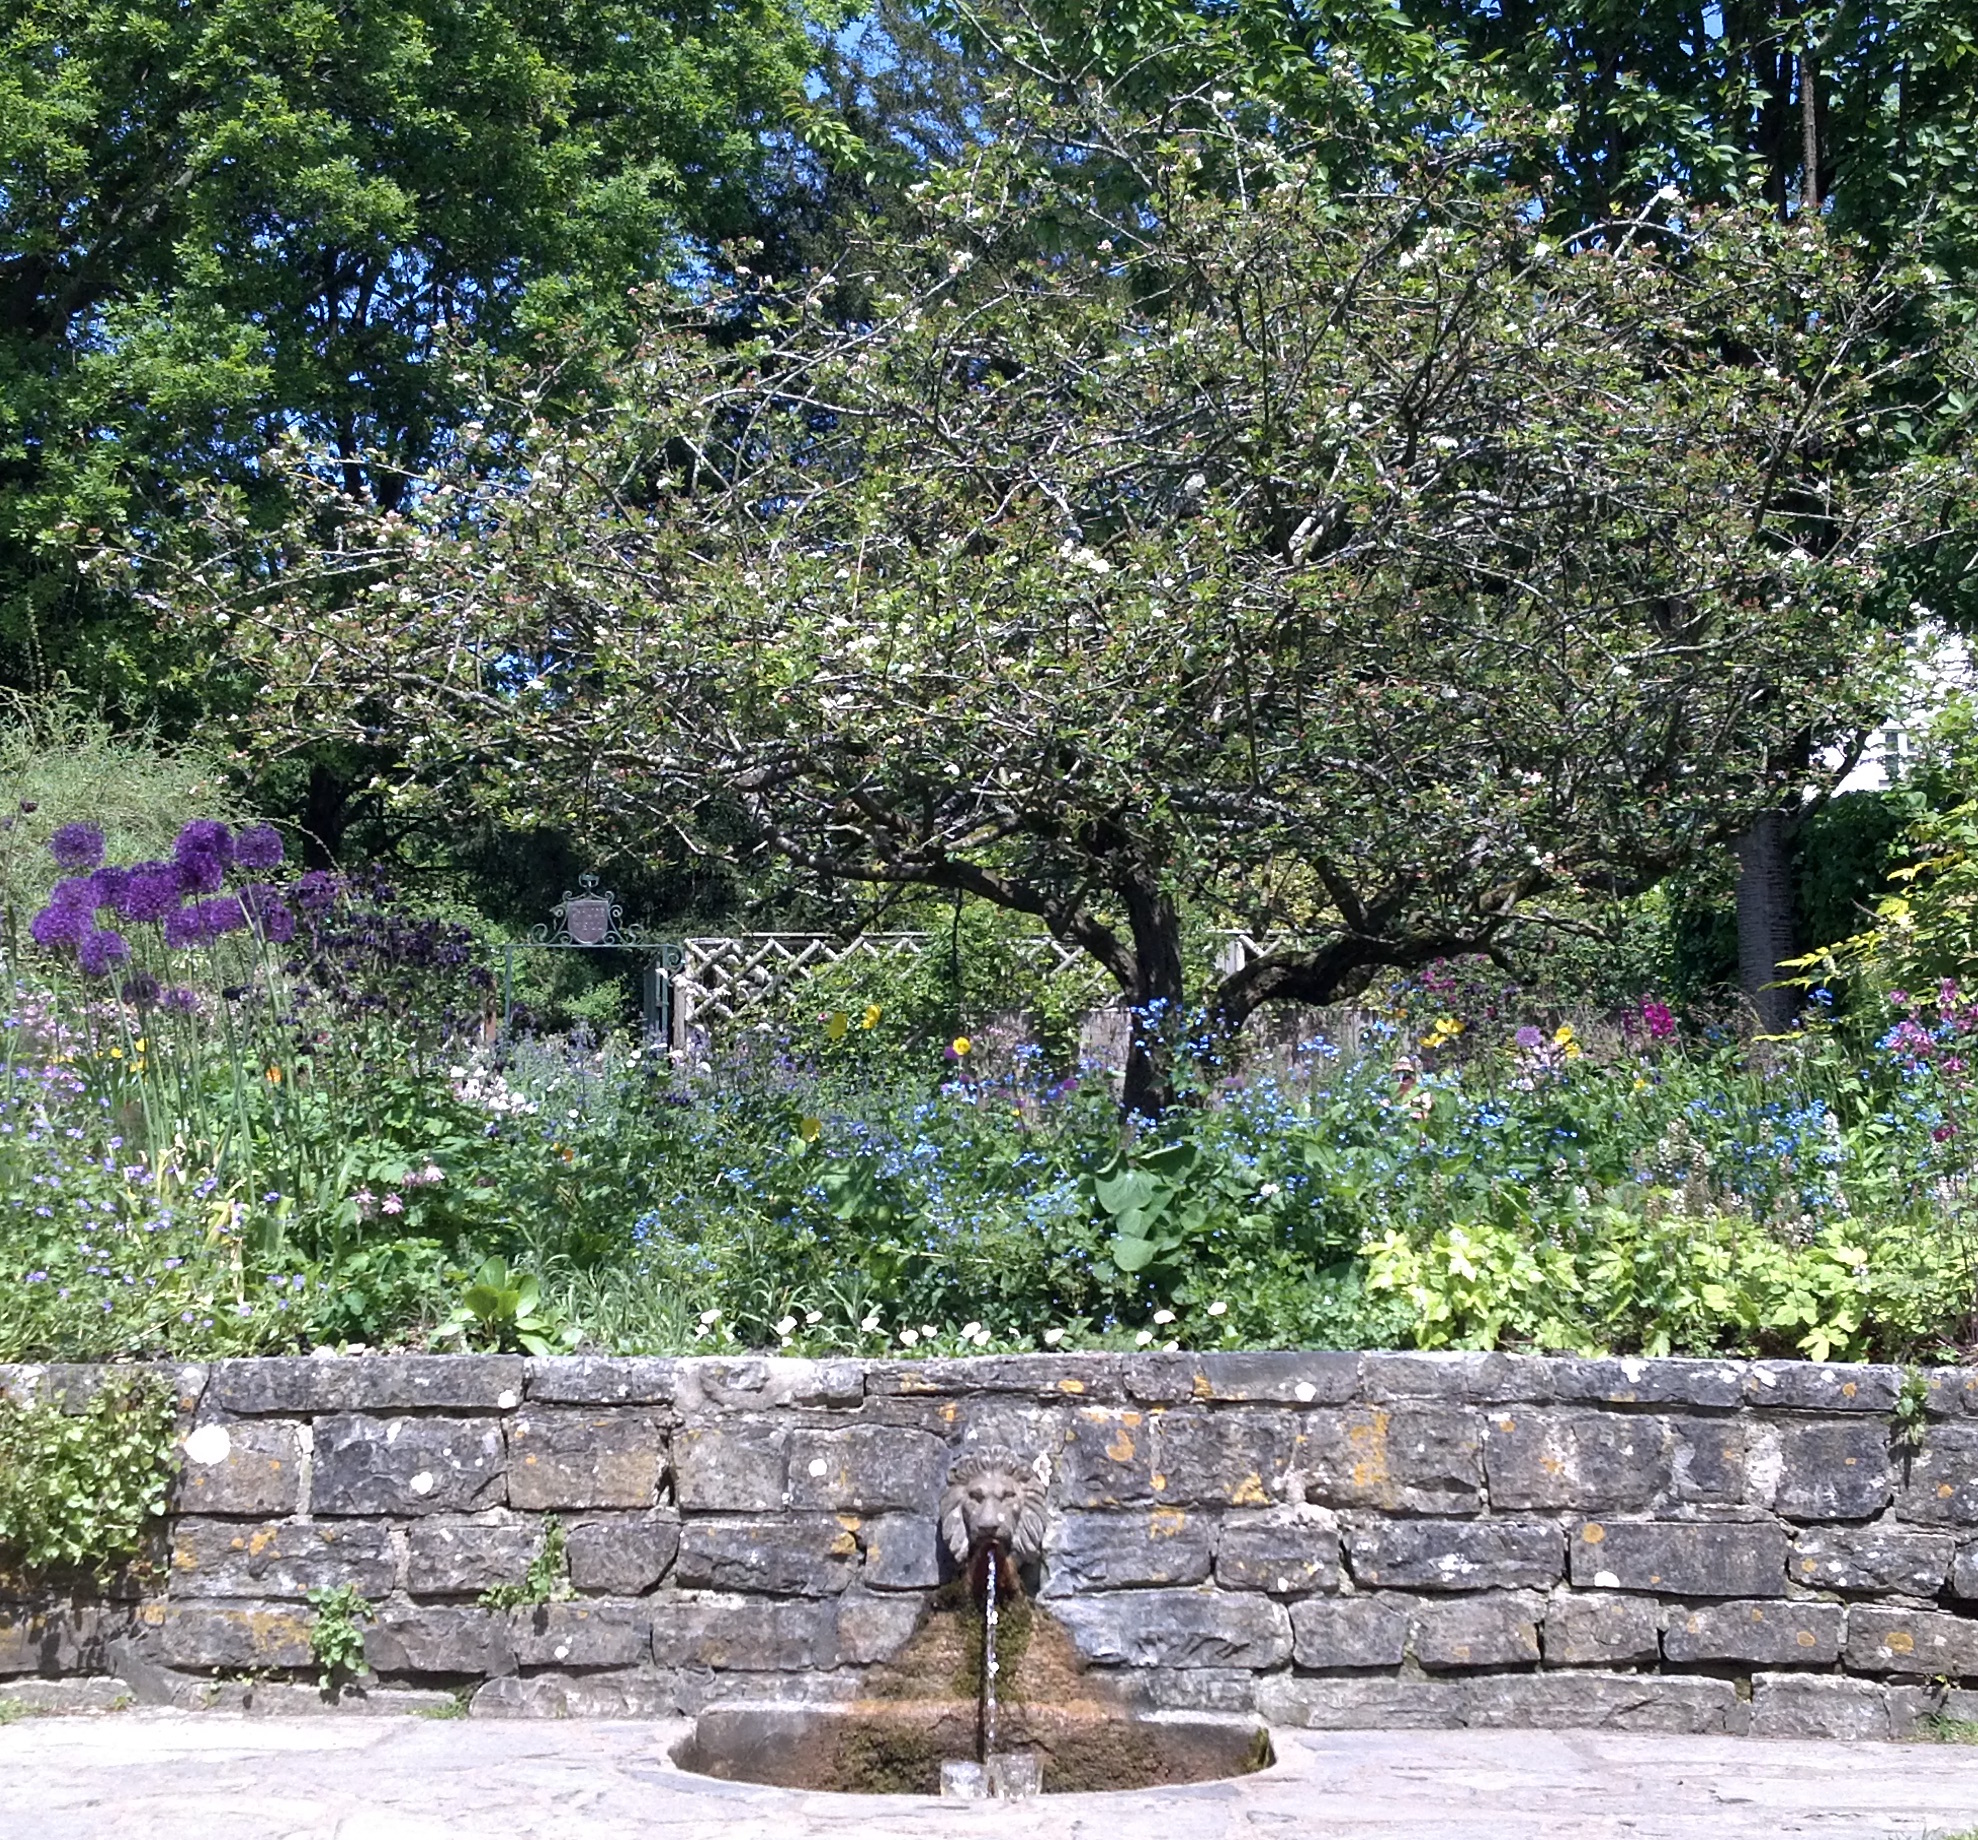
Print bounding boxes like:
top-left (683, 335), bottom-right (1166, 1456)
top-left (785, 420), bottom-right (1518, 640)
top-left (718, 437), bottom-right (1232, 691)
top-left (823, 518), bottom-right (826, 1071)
top-left (381, 1193), bottom-right (404, 1215)
top-left (1639, 999), bottom-right (1676, 1041)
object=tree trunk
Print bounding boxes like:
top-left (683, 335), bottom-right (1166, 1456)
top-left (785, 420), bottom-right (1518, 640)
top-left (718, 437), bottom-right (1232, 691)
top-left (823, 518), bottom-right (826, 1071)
top-left (1734, 809), bottom-right (1800, 1034)
top-left (1799, 49), bottom-right (1821, 212)
top-left (1118, 880), bottom-right (1185, 1120)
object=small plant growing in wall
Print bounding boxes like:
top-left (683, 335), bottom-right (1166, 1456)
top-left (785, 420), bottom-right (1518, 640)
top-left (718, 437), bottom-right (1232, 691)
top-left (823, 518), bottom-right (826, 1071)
top-left (306, 1585), bottom-right (374, 1695)
top-left (1894, 1368), bottom-right (1932, 1455)
top-left (0, 1377), bottom-right (177, 1578)
top-left (439, 1258), bottom-right (580, 1358)
top-left (479, 1515), bottom-right (572, 1609)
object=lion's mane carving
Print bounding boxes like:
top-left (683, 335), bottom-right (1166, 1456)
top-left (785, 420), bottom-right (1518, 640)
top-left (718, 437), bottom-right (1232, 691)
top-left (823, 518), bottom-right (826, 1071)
top-left (939, 1445), bottom-right (1047, 1564)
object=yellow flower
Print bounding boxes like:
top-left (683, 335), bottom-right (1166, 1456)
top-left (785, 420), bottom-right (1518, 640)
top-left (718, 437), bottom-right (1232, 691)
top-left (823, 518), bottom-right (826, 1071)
top-left (799, 1115), bottom-right (822, 1142)
top-left (951, 1036), bottom-right (971, 1057)
top-left (861, 1003), bottom-right (882, 1030)
top-left (134, 1038), bottom-right (147, 1053)
top-left (1421, 1016), bottom-right (1465, 1049)
top-left (265, 1065), bottom-right (282, 1085)
top-left (825, 1010), bottom-right (849, 1041)
top-left (1553, 1023), bottom-right (1583, 1060)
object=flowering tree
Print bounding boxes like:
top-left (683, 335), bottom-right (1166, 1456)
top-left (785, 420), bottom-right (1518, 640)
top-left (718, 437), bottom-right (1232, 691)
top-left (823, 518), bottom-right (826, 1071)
top-left (162, 100), bottom-right (1974, 1111)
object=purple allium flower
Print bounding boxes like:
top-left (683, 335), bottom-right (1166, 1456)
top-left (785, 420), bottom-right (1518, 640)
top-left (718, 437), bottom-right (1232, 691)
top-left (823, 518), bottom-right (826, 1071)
top-left (77, 928), bottom-right (130, 977)
top-left (160, 986), bottom-right (199, 1014)
top-left (119, 862), bottom-right (184, 922)
top-left (174, 819), bottom-right (234, 867)
top-left (262, 900), bottom-right (296, 944)
top-left (293, 869), bottom-right (340, 911)
top-left (49, 822), bottom-right (105, 871)
top-left (90, 866), bottom-right (129, 912)
top-left (49, 875), bottom-right (99, 911)
top-left (1514, 1025), bottom-right (1545, 1051)
top-left (162, 905), bottom-right (205, 949)
top-left (29, 903), bottom-right (89, 948)
top-left (124, 972), bottom-right (161, 1004)
top-left (198, 895), bottom-right (246, 936)
top-left (176, 851), bottom-right (226, 895)
top-left (233, 823), bottom-right (284, 870)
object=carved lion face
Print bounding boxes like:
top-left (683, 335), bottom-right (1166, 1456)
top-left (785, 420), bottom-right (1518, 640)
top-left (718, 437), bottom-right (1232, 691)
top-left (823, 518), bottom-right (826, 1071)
top-left (939, 1445), bottom-right (1047, 1564)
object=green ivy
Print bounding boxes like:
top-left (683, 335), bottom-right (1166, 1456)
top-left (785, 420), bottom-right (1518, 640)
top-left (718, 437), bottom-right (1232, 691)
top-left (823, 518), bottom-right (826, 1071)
top-left (0, 1377), bottom-right (176, 1577)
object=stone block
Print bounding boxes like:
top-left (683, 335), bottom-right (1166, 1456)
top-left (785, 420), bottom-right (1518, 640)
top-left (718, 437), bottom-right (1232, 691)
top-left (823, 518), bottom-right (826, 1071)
top-left (1899, 1422), bottom-right (1978, 1524)
top-left (834, 1592), bottom-right (922, 1665)
top-left (1214, 1507), bottom-right (1339, 1595)
top-left (0, 1677), bottom-right (136, 1713)
top-left (154, 1603), bottom-right (314, 1669)
top-left (676, 1516), bottom-right (858, 1596)
top-left (310, 1414), bottom-right (504, 1517)
top-left (1663, 1598), bottom-right (1842, 1665)
top-left (864, 1354), bottom-right (1120, 1401)
top-left (0, 1606), bottom-right (110, 1676)
top-left (1256, 1676), bottom-right (1465, 1729)
top-left (1846, 1604), bottom-right (1978, 1677)
top-left (209, 1355), bottom-right (525, 1415)
top-left (1290, 1595), bottom-right (1409, 1669)
top-left (1927, 1370), bottom-right (1978, 1418)
top-left (1361, 1352), bottom-right (1556, 1404)
top-left (1129, 1668), bottom-right (1260, 1713)
top-left (1042, 1508), bottom-right (1215, 1593)
top-left (509, 1599), bottom-right (649, 1668)
top-left (673, 1357), bottom-right (865, 1413)
top-left (786, 1426), bottom-right (947, 1513)
top-left (1345, 1519), bottom-right (1560, 1592)
top-left (473, 1671), bottom-right (679, 1718)
top-left (1483, 1409), bottom-right (1673, 1510)
top-left (567, 1514), bottom-right (679, 1595)
top-left (364, 1603), bottom-right (514, 1677)
top-left (1747, 1420), bottom-right (1891, 1521)
top-left (167, 1519), bottom-right (395, 1600)
top-left (506, 1408), bottom-right (664, 1511)
top-left (1793, 1527), bottom-right (1952, 1596)
top-left (1542, 1592), bottom-right (1661, 1666)
top-left (1303, 1407), bottom-right (1484, 1515)
top-left (1125, 1351), bottom-right (1362, 1405)
top-left (1058, 1409), bottom-right (1163, 1507)
top-left (1152, 1411), bottom-right (1308, 1507)
top-left (405, 1520), bottom-right (540, 1596)
top-left (1743, 1361), bottom-right (1900, 1413)
top-left (860, 1513), bottom-right (941, 1590)
top-left (1549, 1358), bottom-right (1745, 1409)
top-left (1669, 1419), bottom-right (1745, 1503)
top-left (1569, 1520), bottom-right (1787, 1597)
top-left (1051, 1588), bottom-right (1290, 1669)
top-left (1957, 1543), bottom-right (1978, 1600)
top-left (1750, 1673), bottom-right (1894, 1740)
top-left (649, 1598), bottom-right (834, 1670)
top-left (1412, 1592), bottom-right (1543, 1670)
top-left (524, 1357), bottom-right (675, 1404)
top-left (672, 1422), bottom-right (788, 1513)
top-left (174, 1419), bottom-right (300, 1517)
top-left (1462, 1673), bottom-right (1746, 1735)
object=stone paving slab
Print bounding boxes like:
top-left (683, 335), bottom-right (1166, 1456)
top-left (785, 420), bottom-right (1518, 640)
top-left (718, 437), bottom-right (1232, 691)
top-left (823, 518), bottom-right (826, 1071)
top-left (1, 1715), bottom-right (1976, 1839)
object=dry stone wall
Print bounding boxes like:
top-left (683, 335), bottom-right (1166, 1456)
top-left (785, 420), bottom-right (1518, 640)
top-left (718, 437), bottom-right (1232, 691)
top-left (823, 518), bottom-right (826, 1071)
top-left (7, 1350), bottom-right (1978, 1736)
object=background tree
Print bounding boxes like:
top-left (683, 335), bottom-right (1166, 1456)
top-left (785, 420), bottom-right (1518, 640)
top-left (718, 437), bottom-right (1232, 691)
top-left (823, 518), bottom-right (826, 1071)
top-left (152, 94), bottom-right (1970, 1107)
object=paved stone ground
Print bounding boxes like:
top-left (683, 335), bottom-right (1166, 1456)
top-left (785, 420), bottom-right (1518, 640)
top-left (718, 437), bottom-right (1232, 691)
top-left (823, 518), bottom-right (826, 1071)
top-left (2, 1715), bottom-right (1977, 1840)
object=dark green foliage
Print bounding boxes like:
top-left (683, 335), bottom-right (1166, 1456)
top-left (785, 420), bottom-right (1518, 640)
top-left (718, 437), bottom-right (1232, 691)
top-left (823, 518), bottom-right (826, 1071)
top-left (0, 1377), bottom-right (177, 1577)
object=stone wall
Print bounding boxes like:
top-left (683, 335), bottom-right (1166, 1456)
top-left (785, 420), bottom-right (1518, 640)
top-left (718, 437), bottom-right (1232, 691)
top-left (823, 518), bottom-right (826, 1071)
top-left (6, 1350), bottom-right (1978, 1736)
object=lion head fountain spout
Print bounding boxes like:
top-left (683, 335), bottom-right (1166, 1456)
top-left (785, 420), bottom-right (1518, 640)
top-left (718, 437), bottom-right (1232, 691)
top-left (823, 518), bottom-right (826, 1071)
top-left (938, 1445), bottom-right (1047, 1568)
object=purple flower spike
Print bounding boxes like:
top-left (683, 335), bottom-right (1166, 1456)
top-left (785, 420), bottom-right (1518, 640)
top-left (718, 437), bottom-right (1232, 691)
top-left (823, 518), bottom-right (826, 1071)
top-left (90, 866), bottom-right (130, 912)
top-left (29, 903), bottom-right (88, 949)
top-left (78, 928), bottom-right (129, 977)
top-left (49, 875), bottom-right (99, 911)
top-left (233, 823), bottom-right (285, 870)
top-left (50, 822), bottom-right (105, 871)
top-left (293, 869), bottom-right (340, 911)
top-left (174, 819), bottom-right (234, 867)
top-left (260, 901), bottom-right (296, 944)
top-left (119, 863), bottom-right (184, 923)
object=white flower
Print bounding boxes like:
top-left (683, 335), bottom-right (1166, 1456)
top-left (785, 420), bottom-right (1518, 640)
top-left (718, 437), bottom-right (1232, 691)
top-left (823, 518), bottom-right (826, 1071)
top-left (698, 1307), bottom-right (722, 1326)
top-left (774, 1315), bottom-right (797, 1337)
top-left (805, 1309), bottom-right (823, 1325)
top-left (1042, 1328), bottom-right (1065, 1347)
top-left (1257, 1182), bottom-right (1281, 1199)
top-left (961, 1321), bottom-right (983, 1339)
top-left (1207, 1300), bottom-right (1228, 1317)
top-left (899, 1328), bottom-right (920, 1347)
top-left (861, 1313), bottom-right (882, 1332)
top-left (1152, 1309), bottom-right (1175, 1325)
top-left (1134, 1329), bottom-right (1155, 1346)
top-left (970, 1326), bottom-right (992, 1347)
top-left (920, 1324), bottom-right (937, 1338)
top-left (1163, 1340), bottom-right (1179, 1353)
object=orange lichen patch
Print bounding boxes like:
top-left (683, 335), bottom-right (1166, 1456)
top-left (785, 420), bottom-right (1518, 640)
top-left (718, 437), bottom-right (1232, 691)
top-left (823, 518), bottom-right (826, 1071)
top-left (1940, 1484), bottom-right (1955, 1499)
top-left (248, 1528), bottom-right (277, 1557)
top-left (1797, 1629), bottom-right (1818, 1647)
top-left (830, 1530), bottom-right (859, 1557)
top-left (1151, 1472), bottom-right (1168, 1492)
top-left (1192, 1373), bottom-right (1213, 1399)
top-left (1842, 1381), bottom-right (1858, 1398)
top-left (1106, 1428), bottom-right (1136, 1464)
top-left (1231, 1473), bottom-right (1271, 1507)
top-left (1148, 1508), bottom-right (1189, 1540)
top-left (939, 1402), bottom-right (957, 1423)
top-left (1058, 1379), bottom-right (1086, 1395)
top-left (1888, 1630), bottom-right (1917, 1655)
top-left (1346, 1411), bottom-right (1390, 1492)
top-left (1581, 1524), bottom-right (1607, 1545)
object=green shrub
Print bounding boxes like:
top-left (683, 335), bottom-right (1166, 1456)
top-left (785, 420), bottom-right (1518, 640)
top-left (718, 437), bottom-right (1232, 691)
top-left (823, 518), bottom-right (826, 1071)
top-left (0, 1378), bottom-right (177, 1576)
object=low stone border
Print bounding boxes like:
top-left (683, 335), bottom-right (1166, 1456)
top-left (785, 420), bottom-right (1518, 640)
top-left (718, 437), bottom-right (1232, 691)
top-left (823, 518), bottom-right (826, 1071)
top-left (4, 1350), bottom-right (1978, 1737)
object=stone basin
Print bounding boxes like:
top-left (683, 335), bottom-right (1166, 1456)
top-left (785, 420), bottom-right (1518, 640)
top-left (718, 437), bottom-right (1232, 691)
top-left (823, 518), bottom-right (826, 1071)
top-left (672, 1699), bottom-right (1275, 1794)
